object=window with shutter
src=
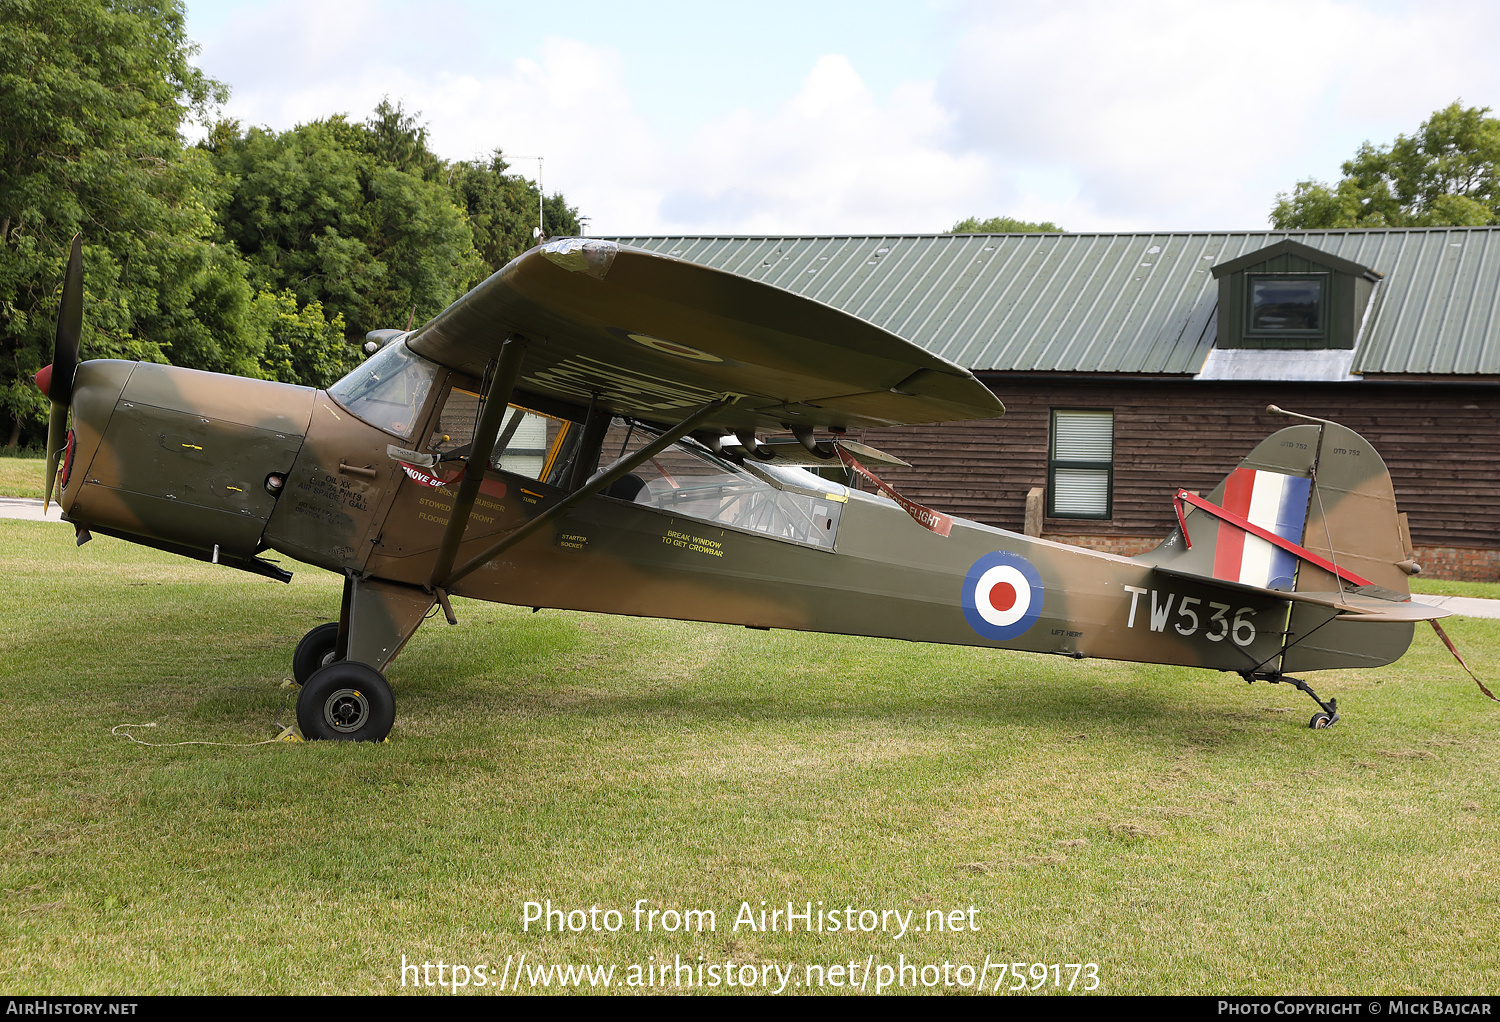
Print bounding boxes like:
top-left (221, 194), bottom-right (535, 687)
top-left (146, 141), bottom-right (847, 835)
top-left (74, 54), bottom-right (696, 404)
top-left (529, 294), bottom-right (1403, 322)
top-left (1049, 409), bottom-right (1113, 519)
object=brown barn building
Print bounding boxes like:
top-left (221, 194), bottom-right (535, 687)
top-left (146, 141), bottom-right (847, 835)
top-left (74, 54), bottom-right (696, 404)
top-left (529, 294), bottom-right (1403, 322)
top-left (611, 229), bottom-right (1500, 581)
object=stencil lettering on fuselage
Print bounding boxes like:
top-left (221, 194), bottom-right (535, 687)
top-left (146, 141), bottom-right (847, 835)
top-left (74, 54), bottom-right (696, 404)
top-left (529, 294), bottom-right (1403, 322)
top-left (1121, 586), bottom-right (1259, 647)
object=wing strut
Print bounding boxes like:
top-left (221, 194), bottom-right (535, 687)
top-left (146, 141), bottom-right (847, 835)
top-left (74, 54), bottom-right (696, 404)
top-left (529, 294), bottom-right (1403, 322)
top-left (429, 336), bottom-right (528, 589)
top-left (441, 397), bottom-right (731, 589)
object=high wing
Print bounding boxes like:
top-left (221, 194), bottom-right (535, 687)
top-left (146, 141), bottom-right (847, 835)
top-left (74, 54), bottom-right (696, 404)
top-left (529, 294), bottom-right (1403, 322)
top-left (407, 238), bottom-right (1004, 433)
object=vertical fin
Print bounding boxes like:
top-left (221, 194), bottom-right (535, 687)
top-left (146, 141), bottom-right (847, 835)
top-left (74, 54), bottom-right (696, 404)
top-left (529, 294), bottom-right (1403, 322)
top-left (1141, 421), bottom-right (1411, 599)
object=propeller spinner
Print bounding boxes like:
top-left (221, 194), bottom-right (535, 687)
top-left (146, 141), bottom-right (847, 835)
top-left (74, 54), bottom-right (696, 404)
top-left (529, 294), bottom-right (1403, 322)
top-left (34, 234), bottom-right (82, 509)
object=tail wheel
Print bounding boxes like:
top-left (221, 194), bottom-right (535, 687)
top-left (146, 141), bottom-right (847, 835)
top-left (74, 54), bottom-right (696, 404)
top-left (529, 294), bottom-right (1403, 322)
top-left (292, 622), bottom-right (341, 685)
top-left (297, 661), bottom-right (395, 742)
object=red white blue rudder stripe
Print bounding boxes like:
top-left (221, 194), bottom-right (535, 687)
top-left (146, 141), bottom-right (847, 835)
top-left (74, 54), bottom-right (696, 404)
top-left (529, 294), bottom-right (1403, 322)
top-left (1212, 468), bottom-right (1312, 590)
top-left (962, 552), bottom-right (1045, 641)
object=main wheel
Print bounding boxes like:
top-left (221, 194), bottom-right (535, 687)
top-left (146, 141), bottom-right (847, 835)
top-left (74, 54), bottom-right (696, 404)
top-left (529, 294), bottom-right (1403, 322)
top-left (292, 622), bottom-right (341, 685)
top-left (297, 661), bottom-right (395, 741)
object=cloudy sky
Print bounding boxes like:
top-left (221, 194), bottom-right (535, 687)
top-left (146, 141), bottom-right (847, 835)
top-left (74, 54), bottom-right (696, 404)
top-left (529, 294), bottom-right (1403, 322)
top-left (183, 0), bottom-right (1500, 237)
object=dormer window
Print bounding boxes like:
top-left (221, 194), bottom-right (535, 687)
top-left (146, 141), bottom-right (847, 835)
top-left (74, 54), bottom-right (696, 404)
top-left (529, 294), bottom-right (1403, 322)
top-left (1247, 273), bottom-right (1327, 338)
top-left (1211, 240), bottom-right (1380, 351)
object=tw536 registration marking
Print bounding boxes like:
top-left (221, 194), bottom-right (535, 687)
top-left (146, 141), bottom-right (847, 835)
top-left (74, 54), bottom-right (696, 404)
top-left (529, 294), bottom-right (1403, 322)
top-left (1122, 586), bottom-right (1257, 646)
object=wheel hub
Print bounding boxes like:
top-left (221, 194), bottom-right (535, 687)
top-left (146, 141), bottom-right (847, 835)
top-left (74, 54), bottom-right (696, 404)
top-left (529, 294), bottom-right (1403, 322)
top-left (324, 688), bottom-right (370, 732)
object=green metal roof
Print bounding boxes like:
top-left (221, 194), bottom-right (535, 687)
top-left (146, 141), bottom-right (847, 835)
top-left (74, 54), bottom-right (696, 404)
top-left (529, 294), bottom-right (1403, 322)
top-left (607, 228), bottom-right (1500, 376)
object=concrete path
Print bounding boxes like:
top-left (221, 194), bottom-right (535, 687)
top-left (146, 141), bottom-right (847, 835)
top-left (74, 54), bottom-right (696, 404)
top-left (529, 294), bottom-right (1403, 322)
top-left (1408, 594), bottom-right (1500, 621)
top-left (0, 496), bottom-right (61, 522)
top-left (2, 495), bottom-right (1498, 619)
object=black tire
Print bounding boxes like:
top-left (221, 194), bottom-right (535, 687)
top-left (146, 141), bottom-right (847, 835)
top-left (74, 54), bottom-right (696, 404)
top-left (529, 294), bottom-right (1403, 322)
top-left (292, 622), bottom-right (341, 685)
top-left (1309, 712), bottom-right (1333, 729)
top-left (297, 661), bottom-right (395, 742)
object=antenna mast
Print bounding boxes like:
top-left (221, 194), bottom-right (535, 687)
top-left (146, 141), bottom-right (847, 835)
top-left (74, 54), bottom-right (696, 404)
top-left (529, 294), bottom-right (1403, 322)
top-left (509, 156), bottom-right (546, 240)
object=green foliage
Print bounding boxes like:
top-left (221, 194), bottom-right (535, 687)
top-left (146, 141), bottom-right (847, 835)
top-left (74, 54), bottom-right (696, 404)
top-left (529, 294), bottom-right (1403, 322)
top-left (251, 289), bottom-right (354, 388)
top-left (0, 3), bottom-right (582, 448)
top-left (0, 0), bottom-right (265, 445)
top-left (448, 153), bottom-right (581, 274)
top-left (208, 118), bottom-right (392, 333)
top-left (207, 103), bottom-right (576, 341)
top-left (1271, 102), bottom-right (1500, 229)
top-left (362, 99), bottom-right (444, 181)
top-left (949, 215), bottom-right (1064, 233)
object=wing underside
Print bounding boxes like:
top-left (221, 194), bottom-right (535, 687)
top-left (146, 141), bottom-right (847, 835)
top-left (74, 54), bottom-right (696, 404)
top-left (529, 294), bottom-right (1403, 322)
top-left (408, 239), bottom-right (1004, 433)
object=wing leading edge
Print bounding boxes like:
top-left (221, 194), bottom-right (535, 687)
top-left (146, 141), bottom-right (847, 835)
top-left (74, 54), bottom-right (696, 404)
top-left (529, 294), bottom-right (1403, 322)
top-left (408, 239), bottom-right (1004, 432)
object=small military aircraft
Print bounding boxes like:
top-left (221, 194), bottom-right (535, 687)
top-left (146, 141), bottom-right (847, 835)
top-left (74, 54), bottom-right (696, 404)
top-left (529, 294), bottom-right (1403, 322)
top-left (35, 234), bottom-right (1450, 740)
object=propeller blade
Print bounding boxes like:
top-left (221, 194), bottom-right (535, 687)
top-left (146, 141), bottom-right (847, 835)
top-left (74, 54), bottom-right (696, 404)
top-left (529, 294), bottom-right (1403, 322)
top-left (43, 235), bottom-right (83, 510)
top-left (43, 402), bottom-right (67, 509)
top-left (51, 234), bottom-right (83, 407)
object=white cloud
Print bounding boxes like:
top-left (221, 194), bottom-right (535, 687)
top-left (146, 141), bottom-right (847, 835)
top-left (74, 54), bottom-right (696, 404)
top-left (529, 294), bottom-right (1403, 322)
top-left (390, 39), bottom-right (669, 236)
top-left (654, 55), bottom-right (993, 234)
top-left (198, 8), bottom-right (667, 233)
top-left (191, 0), bottom-right (1500, 235)
top-left (937, 0), bottom-right (1500, 230)
top-left (198, 11), bottom-right (997, 235)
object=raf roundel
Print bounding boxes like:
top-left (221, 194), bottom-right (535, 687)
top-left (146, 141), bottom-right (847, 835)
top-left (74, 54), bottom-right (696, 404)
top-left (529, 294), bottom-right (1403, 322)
top-left (961, 551), bottom-right (1045, 641)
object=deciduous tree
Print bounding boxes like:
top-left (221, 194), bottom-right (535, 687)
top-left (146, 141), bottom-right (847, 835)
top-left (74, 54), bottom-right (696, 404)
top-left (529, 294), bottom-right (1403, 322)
top-left (949, 216), bottom-right (1063, 233)
top-left (1271, 102), bottom-right (1500, 229)
top-left (0, 0), bottom-right (264, 447)
top-left (447, 152), bottom-right (580, 276)
top-left (0, 1), bottom-right (585, 448)
top-left (252, 289), bottom-right (351, 388)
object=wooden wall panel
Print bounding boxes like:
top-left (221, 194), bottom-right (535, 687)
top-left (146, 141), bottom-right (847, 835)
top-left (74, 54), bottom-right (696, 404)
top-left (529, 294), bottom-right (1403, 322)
top-left (843, 378), bottom-right (1500, 551)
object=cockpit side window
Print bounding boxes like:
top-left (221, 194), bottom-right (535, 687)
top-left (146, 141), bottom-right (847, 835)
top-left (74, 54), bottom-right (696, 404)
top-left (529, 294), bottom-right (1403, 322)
top-left (428, 379), bottom-right (566, 483)
top-left (597, 419), bottom-right (845, 550)
top-left (495, 408), bottom-right (556, 480)
top-left (327, 341), bottom-right (440, 440)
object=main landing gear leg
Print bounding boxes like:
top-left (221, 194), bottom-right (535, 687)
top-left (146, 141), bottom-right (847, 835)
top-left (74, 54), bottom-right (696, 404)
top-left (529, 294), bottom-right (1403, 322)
top-left (293, 575), bottom-right (438, 741)
top-left (1239, 670), bottom-right (1341, 729)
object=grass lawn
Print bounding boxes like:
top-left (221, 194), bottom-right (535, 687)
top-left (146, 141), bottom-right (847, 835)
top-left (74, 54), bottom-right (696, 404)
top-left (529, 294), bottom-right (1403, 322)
top-left (1411, 579), bottom-right (1500, 600)
top-left (0, 456), bottom-right (44, 500)
top-left (1, 519), bottom-right (1497, 995)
